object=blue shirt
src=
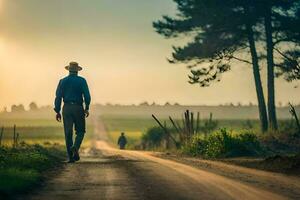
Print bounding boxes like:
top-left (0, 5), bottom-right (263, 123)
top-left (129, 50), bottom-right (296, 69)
top-left (54, 74), bottom-right (91, 113)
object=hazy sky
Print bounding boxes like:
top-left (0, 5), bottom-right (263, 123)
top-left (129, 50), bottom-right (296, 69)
top-left (0, 0), bottom-right (299, 109)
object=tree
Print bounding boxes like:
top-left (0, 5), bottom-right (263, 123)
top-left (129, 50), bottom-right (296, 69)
top-left (1, 107), bottom-right (7, 113)
top-left (264, 2), bottom-right (278, 130)
top-left (29, 102), bottom-right (38, 111)
top-left (244, 3), bottom-right (269, 131)
top-left (165, 102), bottom-right (171, 106)
top-left (151, 102), bottom-right (157, 106)
top-left (139, 101), bottom-right (150, 106)
top-left (153, 0), bottom-right (300, 132)
top-left (259, 0), bottom-right (300, 130)
top-left (153, 0), bottom-right (269, 131)
top-left (11, 104), bottom-right (25, 112)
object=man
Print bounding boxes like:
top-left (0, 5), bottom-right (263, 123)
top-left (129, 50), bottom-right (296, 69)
top-left (117, 132), bottom-right (127, 150)
top-left (54, 62), bottom-right (91, 163)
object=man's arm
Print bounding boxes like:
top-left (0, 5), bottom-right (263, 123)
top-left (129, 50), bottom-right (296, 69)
top-left (54, 80), bottom-right (63, 114)
top-left (82, 79), bottom-right (91, 111)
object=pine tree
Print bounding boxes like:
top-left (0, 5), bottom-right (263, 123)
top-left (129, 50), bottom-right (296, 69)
top-left (153, 0), bottom-right (269, 131)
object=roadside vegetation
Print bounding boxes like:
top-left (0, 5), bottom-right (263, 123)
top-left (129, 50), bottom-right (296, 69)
top-left (0, 142), bottom-right (65, 198)
top-left (181, 129), bottom-right (262, 158)
top-left (102, 111), bottom-right (300, 156)
top-left (141, 117), bottom-right (300, 157)
top-left (139, 108), bottom-right (300, 173)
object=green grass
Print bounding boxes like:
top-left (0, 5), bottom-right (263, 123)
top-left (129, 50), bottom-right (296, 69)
top-left (0, 125), bottom-right (94, 147)
top-left (0, 143), bottom-right (65, 197)
top-left (0, 118), bottom-right (94, 143)
top-left (0, 119), bottom-right (60, 127)
top-left (0, 117), bottom-right (95, 197)
top-left (0, 168), bottom-right (39, 193)
top-left (0, 117), bottom-right (94, 127)
top-left (181, 129), bottom-right (263, 158)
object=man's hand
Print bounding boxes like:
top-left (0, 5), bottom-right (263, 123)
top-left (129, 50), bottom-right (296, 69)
top-left (85, 110), bottom-right (89, 118)
top-left (56, 113), bottom-right (62, 122)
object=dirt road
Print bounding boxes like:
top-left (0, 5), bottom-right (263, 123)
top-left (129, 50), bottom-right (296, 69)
top-left (26, 119), bottom-right (299, 200)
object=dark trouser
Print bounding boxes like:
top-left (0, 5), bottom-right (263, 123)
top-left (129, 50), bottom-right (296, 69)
top-left (62, 104), bottom-right (85, 160)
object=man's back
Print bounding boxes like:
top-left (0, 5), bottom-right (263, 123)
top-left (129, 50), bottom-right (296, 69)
top-left (118, 135), bottom-right (127, 146)
top-left (54, 73), bottom-right (91, 113)
top-left (60, 75), bottom-right (88, 103)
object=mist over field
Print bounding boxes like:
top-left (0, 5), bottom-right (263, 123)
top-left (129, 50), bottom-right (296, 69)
top-left (1, 104), bottom-right (299, 120)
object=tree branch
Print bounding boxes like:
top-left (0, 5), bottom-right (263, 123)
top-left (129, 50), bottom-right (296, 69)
top-left (230, 56), bottom-right (252, 65)
top-left (274, 47), bottom-right (300, 68)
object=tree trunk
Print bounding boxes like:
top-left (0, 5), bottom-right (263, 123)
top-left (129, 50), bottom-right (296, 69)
top-left (264, 6), bottom-right (278, 130)
top-left (245, 7), bottom-right (269, 132)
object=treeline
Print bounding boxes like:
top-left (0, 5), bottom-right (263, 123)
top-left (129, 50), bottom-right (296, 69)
top-left (2, 101), bottom-right (300, 113)
top-left (92, 104), bottom-right (299, 119)
top-left (1, 102), bottom-right (52, 113)
top-left (1, 102), bottom-right (299, 120)
top-left (95, 102), bottom-right (300, 107)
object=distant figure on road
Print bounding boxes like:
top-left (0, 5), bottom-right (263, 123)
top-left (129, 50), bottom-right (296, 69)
top-left (118, 132), bottom-right (127, 149)
top-left (54, 62), bottom-right (91, 163)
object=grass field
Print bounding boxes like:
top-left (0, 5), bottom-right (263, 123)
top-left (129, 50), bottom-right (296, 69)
top-left (101, 116), bottom-right (158, 148)
top-left (0, 113), bottom-right (295, 150)
top-left (0, 143), bottom-right (65, 198)
top-left (0, 118), bottom-right (94, 148)
top-left (0, 119), bottom-right (59, 127)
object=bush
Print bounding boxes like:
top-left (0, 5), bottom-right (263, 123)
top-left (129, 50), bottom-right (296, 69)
top-left (260, 131), bottom-right (300, 154)
top-left (141, 127), bottom-right (165, 149)
top-left (278, 120), bottom-right (299, 136)
top-left (182, 129), bottom-right (263, 158)
top-left (181, 134), bottom-right (208, 156)
top-left (0, 168), bottom-right (39, 193)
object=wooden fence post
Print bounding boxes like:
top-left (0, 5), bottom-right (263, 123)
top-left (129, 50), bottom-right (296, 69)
top-left (169, 116), bottom-right (181, 133)
top-left (196, 112), bottom-right (200, 133)
top-left (185, 110), bottom-right (190, 137)
top-left (182, 114), bottom-right (186, 136)
top-left (152, 114), bottom-right (179, 148)
top-left (191, 112), bottom-right (194, 135)
top-left (164, 121), bottom-right (170, 149)
top-left (289, 103), bottom-right (300, 134)
top-left (169, 116), bottom-right (184, 143)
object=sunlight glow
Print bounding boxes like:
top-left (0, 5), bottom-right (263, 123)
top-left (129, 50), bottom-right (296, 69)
top-left (0, 36), bottom-right (5, 55)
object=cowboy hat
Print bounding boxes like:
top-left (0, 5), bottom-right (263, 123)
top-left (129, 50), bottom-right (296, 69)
top-left (65, 62), bottom-right (82, 72)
